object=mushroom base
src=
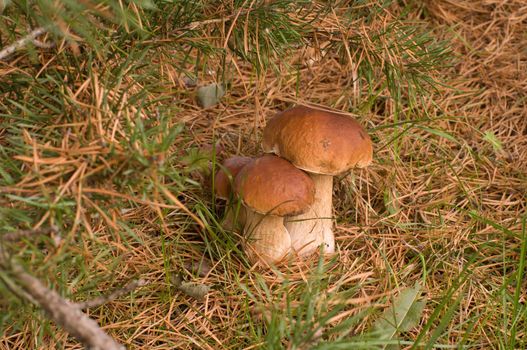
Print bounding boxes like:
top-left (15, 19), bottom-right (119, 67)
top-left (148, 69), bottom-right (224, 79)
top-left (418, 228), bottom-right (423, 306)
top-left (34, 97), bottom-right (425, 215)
top-left (243, 209), bottom-right (292, 264)
top-left (285, 173), bottom-right (334, 254)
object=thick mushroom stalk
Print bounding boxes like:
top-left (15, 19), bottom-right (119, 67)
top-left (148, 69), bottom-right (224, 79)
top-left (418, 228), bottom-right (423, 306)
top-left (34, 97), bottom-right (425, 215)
top-left (285, 173), bottom-right (333, 254)
top-left (243, 210), bottom-right (291, 263)
top-left (234, 155), bottom-right (316, 265)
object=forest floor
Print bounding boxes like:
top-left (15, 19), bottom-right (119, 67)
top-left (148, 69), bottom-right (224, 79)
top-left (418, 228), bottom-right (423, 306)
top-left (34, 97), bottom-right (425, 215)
top-left (0, 1), bottom-right (526, 349)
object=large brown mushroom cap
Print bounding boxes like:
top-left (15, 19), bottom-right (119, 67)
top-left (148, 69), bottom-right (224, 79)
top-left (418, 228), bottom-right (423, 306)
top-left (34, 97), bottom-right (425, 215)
top-left (262, 105), bottom-right (373, 175)
top-left (215, 156), bottom-right (253, 200)
top-left (234, 155), bottom-right (315, 216)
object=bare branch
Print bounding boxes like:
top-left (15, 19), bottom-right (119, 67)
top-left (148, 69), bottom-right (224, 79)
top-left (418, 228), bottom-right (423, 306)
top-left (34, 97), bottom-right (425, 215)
top-left (0, 27), bottom-right (48, 60)
top-left (3, 226), bottom-right (58, 242)
top-left (0, 272), bottom-right (38, 305)
top-left (0, 245), bottom-right (124, 350)
top-left (76, 279), bottom-right (149, 309)
top-left (9, 263), bottom-right (125, 350)
top-left (31, 38), bottom-right (56, 49)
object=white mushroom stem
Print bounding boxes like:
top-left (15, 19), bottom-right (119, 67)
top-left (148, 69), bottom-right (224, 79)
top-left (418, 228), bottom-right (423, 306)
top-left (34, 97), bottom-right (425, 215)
top-left (284, 206), bottom-right (324, 255)
top-left (286, 173), bottom-right (334, 254)
top-left (243, 209), bottom-right (292, 264)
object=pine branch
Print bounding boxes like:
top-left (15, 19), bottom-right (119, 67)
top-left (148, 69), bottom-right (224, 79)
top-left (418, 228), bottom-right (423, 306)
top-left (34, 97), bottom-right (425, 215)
top-left (3, 226), bottom-right (58, 241)
top-left (0, 27), bottom-right (49, 60)
top-left (76, 279), bottom-right (149, 309)
top-left (0, 244), bottom-right (124, 350)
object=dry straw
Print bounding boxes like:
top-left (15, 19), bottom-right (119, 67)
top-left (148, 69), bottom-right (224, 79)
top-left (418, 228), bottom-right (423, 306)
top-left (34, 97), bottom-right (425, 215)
top-left (1, 0), bottom-right (526, 348)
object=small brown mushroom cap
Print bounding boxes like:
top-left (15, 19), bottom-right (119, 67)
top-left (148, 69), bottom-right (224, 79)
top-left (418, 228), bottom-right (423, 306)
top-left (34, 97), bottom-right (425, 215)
top-left (262, 105), bottom-right (373, 175)
top-left (234, 155), bottom-right (315, 216)
top-left (215, 156), bottom-right (253, 200)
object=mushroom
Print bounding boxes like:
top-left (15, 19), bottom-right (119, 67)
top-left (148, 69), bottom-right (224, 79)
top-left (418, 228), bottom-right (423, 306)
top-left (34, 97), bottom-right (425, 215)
top-left (214, 156), bottom-right (253, 230)
top-left (234, 155), bottom-right (315, 264)
top-left (262, 105), bottom-right (372, 255)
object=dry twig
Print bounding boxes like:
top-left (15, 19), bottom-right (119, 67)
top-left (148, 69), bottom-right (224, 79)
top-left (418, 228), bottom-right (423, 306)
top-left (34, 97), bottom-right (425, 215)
top-left (3, 226), bottom-right (58, 241)
top-left (0, 241), bottom-right (124, 350)
top-left (8, 262), bottom-right (125, 350)
top-left (0, 27), bottom-right (49, 60)
top-left (76, 279), bottom-right (149, 309)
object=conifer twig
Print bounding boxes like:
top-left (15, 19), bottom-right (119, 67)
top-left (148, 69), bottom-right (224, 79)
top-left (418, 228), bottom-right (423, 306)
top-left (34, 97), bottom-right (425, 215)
top-left (76, 279), bottom-right (149, 309)
top-left (0, 244), bottom-right (124, 350)
top-left (3, 226), bottom-right (58, 241)
top-left (0, 27), bottom-right (48, 60)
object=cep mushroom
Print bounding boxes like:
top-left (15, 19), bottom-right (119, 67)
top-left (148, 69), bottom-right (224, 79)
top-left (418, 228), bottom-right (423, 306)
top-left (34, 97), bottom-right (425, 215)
top-left (214, 156), bottom-right (253, 230)
top-left (262, 105), bottom-right (373, 254)
top-left (234, 155), bottom-right (315, 264)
